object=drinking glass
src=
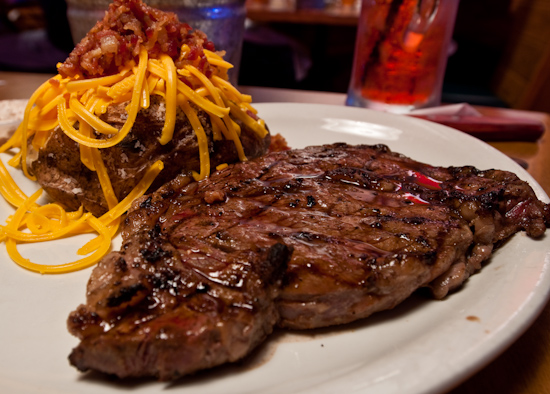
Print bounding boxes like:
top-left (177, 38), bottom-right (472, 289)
top-left (346, 0), bottom-right (460, 113)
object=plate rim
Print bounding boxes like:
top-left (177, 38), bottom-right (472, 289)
top-left (1, 101), bottom-right (549, 394)
top-left (254, 102), bottom-right (550, 393)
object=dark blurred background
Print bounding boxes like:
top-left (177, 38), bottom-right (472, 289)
top-left (0, 0), bottom-right (549, 112)
top-left (0, 0), bottom-right (73, 72)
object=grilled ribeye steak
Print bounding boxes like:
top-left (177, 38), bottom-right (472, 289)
top-left (68, 223), bottom-right (291, 380)
top-left (68, 143), bottom-right (549, 379)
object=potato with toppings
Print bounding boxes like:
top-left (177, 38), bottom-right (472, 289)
top-left (23, 0), bottom-right (270, 216)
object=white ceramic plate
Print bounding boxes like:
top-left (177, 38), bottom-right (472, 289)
top-left (1, 103), bottom-right (549, 394)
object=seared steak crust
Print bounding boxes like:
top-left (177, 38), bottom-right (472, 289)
top-left (68, 143), bottom-right (549, 379)
top-left (30, 95), bottom-right (270, 216)
top-left (68, 222), bottom-right (290, 380)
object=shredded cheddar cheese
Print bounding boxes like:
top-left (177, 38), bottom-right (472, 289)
top-left (0, 41), bottom-right (268, 274)
top-left (159, 55), bottom-right (177, 145)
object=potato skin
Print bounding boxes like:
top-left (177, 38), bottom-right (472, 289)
top-left (29, 96), bottom-right (270, 216)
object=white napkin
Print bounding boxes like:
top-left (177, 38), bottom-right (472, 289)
top-left (407, 102), bottom-right (545, 142)
top-left (409, 103), bottom-right (481, 117)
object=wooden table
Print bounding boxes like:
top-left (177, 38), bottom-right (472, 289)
top-left (246, 0), bottom-right (360, 26)
top-left (1, 72), bottom-right (550, 393)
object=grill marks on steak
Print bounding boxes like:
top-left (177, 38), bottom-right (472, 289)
top-left (68, 143), bottom-right (549, 379)
top-left (68, 222), bottom-right (291, 380)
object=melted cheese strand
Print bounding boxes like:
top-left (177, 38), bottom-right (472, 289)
top-left (66, 68), bottom-right (130, 93)
top-left (3, 212), bottom-right (90, 242)
top-left (5, 238), bottom-right (32, 270)
top-left (77, 218), bottom-right (119, 255)
top-left (212, 75), bottom-right (251, 103)
top-left (7, 214), bottom-right (110, 274)
top-left (7, 150), bottom-right (22, 167)
top-left (69, 96), bottom-right (119, 135)
top-left (0, 77), bottom-right (61, 153)
top-left (90, 147), bottom-right (118, 210)
top-left (58, 47), bottom-right (148, 148)
top-left (26, 212), bottom-right (52, 234)
top-left (38, 94), bottom-right (63, 117)
top-left (204, 56), bottom-right (234, 69)
top-left (107, 74), bottom-right (136, 100)
top-left (0, 158), bottom-right (30, 208)
top-left (0, 123), bottom-right (23, 153)
top-left (147, 74), bottom-right (160, 95)
top-left (185, 65), bottom-right (223, 104)
top-left (99, 160), bottom-right (164, 227)
top-left (31, 129), bottom-right (49, 150)
top-left (185, 65), bottom-right (246, 160)
top-left (141, 79), bottom-right (150, 109)
top-left (35, 203), bottom-right (71, 222)
top-left (78, 114), bottom-right (96, 172)
top-left (159, 54), bottom-right (177, 145)
top-left (209, 115), bottom-right (223, 141)
top-left (186, 65), bottom-right (242, 141)
top-left (147, 60), bottom-right (229, 118)
top-left (5, 188), bottom-right (44, 232)
top-left (224, 98), bottom-right (269, 139)
top-left (28, 117), bottom-right (59, 133)
top-left (36, 83), bottom-right (65, 108)
top-left (204, 49), bottom-right (234, 69)
top-left (178, 96), bottom-right (210, 180)
top-left (19, 78), bottom-right (56, 180)
top-left (210, 115), bottom-right (231, 140)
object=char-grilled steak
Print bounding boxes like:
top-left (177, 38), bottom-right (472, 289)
top-left (68, 143), bottom-right (550, 379)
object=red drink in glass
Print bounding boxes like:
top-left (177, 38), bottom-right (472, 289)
top-left (346, 0), bottom-right (459, 113)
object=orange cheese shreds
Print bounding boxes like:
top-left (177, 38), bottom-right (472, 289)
top-left (0, 40), bottom-right (267, 274)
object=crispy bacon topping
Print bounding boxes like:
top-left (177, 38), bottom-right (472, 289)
top-left (58, 0), bottom-right (215, 78)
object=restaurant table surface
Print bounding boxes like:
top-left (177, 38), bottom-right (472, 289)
top-left (1, 71), bottom-right (550, 394)
top-left (245, 0), bottom-right (360, 26)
